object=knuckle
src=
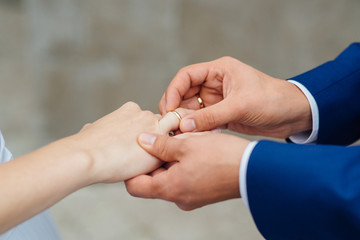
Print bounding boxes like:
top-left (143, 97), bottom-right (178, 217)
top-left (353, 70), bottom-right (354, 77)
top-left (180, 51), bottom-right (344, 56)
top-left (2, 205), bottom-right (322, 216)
top-left (181, 191), bottom-right (195, 205)
top-left (176, 66), bottom-right (188, 76)
top-left (219, 56), bottom-right (234, 62)
top-left (166, 176), bottom-right (198, 211)
top-left (141, 110), bottom-right (154, 117)
top-left (154, 137), bottom-right (170, 158)
top-left (200, 111), bottom-right (217, 129)
top-left (218, 56), bottom-right (242, 66)
top-left (126, 188), bottom-right (137, 197)
top-left (80, 123), bottom-right (92, 132)
top-left (176, 203), bottom-right (194, 211)
top-left (125, 182), bottom-right (139, 197)
top-left (158, 145), bottom-right (170, 159)
top-left (176, 194), bottom-right (196, 211)
top-left (123, 101), bottom-right (140, 110)
top-left (175, 65), bottom-right (194, 80)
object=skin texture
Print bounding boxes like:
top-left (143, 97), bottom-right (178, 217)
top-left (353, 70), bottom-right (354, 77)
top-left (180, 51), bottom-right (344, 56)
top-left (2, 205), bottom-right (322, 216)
top-left (126, 132), bottom-right (250, 210)
top-left (127, 56), bottom-right (313, 211)
top-left (159, 56), bottom-right (312, 138)
top-left (0, 102), bottom-right (189, 233)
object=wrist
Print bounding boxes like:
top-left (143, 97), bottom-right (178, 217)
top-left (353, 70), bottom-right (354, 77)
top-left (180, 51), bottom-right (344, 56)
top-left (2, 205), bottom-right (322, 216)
top-left (226, 135), bottom-right (251, 199)
top-left (58, 135), bottom-right (99, 185)
top-left (277, 80), bottom-right (312, 136)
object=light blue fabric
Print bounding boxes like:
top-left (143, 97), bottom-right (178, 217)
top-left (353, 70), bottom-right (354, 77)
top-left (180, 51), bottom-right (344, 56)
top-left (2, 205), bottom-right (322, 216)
top-left (0, 131), bottom-right (61, 240)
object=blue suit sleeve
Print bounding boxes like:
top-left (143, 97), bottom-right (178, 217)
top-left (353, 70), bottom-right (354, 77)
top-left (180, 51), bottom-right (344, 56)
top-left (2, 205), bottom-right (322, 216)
top-left (247, 140), bottom-right (360, 240)
top-left (290, 43), bottom-right (360, 145)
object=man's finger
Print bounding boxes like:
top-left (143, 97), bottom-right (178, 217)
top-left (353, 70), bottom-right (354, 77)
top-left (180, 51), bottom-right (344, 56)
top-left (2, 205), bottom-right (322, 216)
top-left (180, 99), bottom-right (234, 132)
top-left (178, 96), bottom-right (203, 110)
top-left (137, 133), bottom-right (182, 162)
top-left (165, 62), bottom-right (212, 112)
top-left (125, 169), bottom-right (170, 199)
top-left (158, 94), bottom-right (167, 115)
top-left (125, 175), bottom-right (154, 198)
top-left (150, 167), bottom-right (167, 176)
top-left (173, 130), bottom-right (219, 139)
top-left (183, 86), bottom-right (201, 99)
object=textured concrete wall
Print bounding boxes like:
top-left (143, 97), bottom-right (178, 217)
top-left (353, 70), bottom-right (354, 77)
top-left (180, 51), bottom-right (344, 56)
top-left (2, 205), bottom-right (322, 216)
top-left (1, 0), bottom-right (360, 239)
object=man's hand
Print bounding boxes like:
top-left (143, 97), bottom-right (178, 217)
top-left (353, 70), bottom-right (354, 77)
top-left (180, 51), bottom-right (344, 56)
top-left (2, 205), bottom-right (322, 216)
top-left (159, 57), bottom-right (312, 138)
top-left (125, 132), bottom-right (250, 210)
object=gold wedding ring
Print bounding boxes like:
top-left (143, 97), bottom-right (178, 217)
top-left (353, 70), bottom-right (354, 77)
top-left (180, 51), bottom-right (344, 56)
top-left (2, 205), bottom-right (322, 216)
top-left (196, 94), bottom-right (205, 109)
top-left (172, 110), bottom-right (182, 121)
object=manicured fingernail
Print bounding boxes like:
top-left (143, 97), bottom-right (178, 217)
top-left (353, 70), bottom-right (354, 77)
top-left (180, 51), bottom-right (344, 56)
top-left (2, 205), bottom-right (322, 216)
top-left (211, 128), bottom-right (221, 133)
top-left (181, 119), bottom-right (196, 132)
top-left (139, 133), bottom-right (157, 145)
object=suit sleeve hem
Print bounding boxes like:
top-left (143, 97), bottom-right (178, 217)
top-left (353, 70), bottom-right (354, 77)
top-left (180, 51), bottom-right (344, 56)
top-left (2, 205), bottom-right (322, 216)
top-left (287, 80), bottom-right (319, 144)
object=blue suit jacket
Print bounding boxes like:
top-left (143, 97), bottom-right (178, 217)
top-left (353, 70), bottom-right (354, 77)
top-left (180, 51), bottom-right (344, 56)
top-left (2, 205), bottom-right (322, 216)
top-left (247, 43), bottom-right (360, 240)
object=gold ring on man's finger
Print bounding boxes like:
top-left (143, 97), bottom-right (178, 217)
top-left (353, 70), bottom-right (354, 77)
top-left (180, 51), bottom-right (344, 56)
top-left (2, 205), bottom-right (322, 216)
top-left (196, 94), bottom-right (205, 109)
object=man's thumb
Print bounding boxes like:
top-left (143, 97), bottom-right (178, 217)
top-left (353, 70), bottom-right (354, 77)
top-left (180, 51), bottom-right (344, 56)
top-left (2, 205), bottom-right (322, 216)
top-left (138, 133), bottom-right (179, 162)
top-left (180, 101), bottom-right (233, 132)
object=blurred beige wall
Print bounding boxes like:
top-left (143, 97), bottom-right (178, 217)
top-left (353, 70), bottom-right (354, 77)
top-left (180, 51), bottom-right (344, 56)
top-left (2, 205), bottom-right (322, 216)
top-left (1, 0), bottom-right (360, 239)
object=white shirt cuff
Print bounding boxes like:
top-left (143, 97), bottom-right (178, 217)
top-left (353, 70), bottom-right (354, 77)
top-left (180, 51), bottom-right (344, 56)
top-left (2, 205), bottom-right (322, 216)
top-left (287, 80), bottom-right (319, 144)
top-left (240, 81), bottom-right (318, 209)
top-left (239, 141), bottom-right (258, 209)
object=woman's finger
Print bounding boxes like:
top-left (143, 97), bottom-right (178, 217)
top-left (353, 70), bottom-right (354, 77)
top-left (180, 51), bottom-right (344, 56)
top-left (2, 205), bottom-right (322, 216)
top-left (158, 108), bottom-right (194, 134)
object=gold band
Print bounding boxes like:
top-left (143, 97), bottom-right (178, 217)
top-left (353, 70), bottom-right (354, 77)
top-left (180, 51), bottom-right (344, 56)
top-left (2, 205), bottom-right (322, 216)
top-left (196, 94), bottom-right (205, 109)
top-left (172, 110), bottom-right (182, 121)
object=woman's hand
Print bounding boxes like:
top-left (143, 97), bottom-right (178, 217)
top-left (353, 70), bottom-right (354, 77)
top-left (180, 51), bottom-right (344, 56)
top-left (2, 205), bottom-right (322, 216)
top-left (0, 101), bottom-right (188, 232)
top-left (159, 57), bottom-right (312, 138)
top-left (73, 102), bottom-right (190, 183)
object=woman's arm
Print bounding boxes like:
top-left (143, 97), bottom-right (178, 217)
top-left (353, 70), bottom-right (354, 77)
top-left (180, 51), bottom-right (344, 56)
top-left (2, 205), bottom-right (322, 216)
top-left (0, 137), bottom-right (93, 232)
top-left (0, 102), bottom-right (185, 233)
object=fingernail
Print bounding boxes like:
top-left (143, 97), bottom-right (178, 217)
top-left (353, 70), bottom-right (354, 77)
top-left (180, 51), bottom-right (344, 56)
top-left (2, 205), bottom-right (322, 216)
top-left (138, 133), bottom-right (157, 145)
top-left (211, 128), bottom-right (221, 133)
top-left (181, 119), bottom-right (196, 132)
